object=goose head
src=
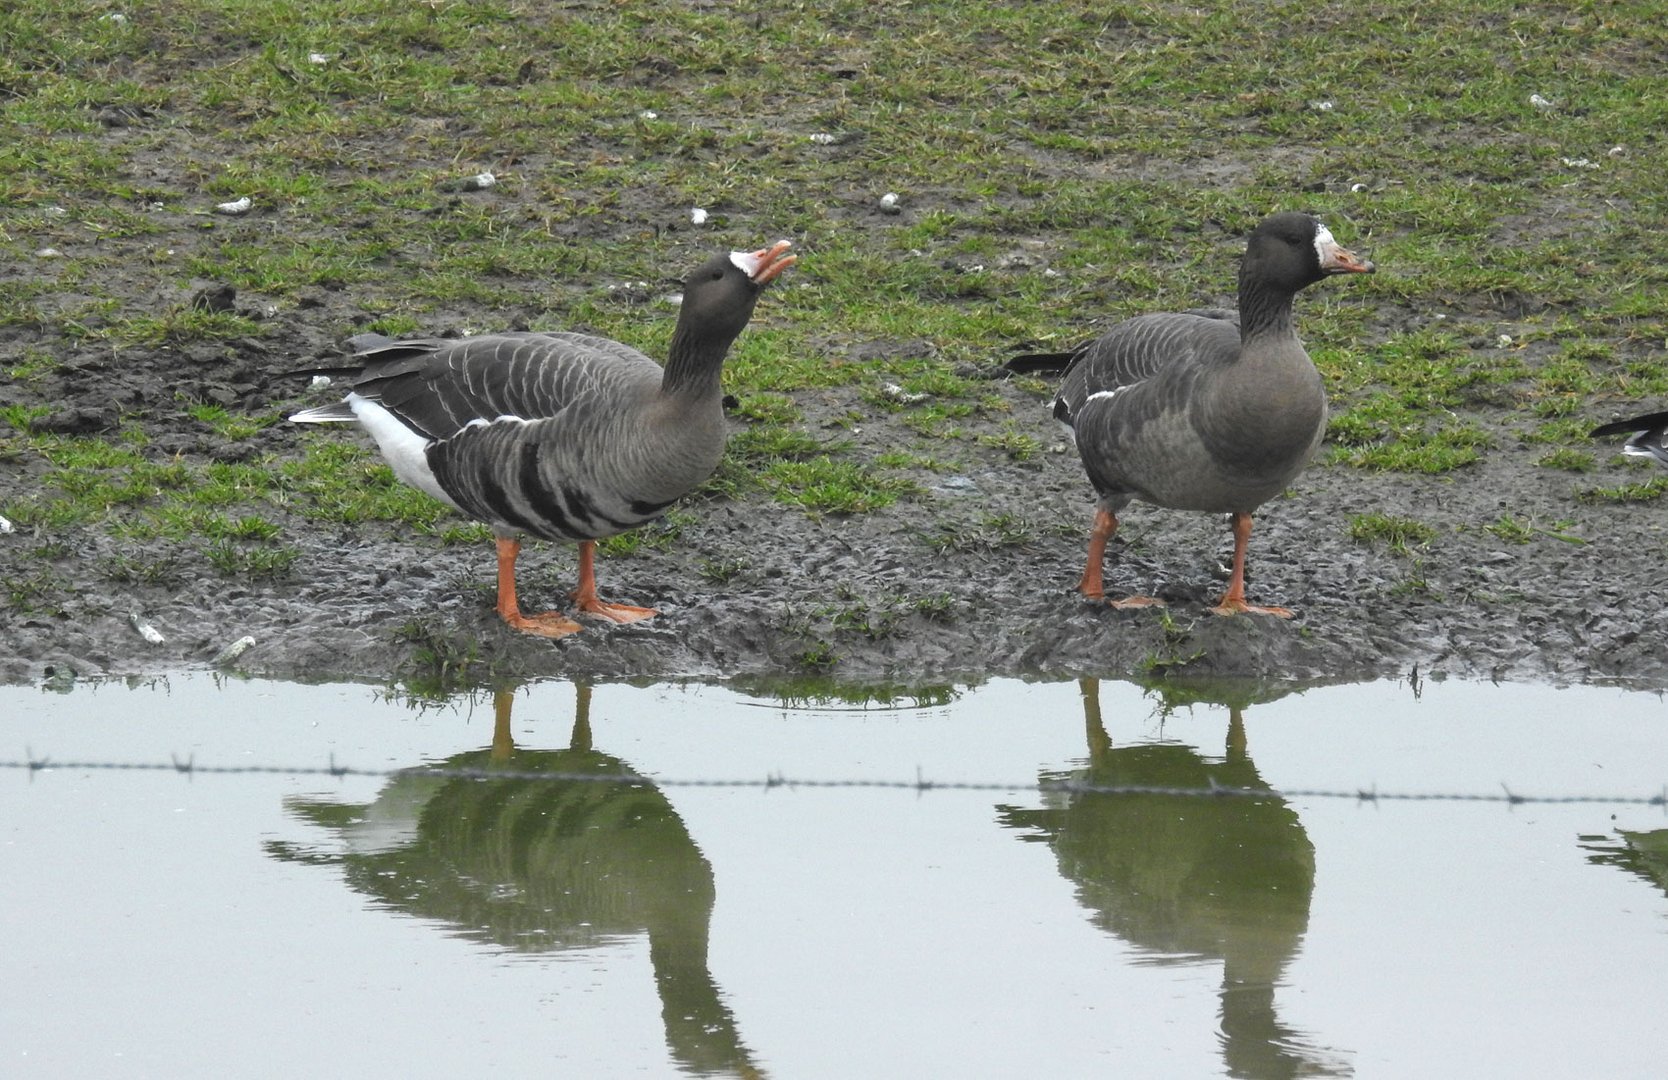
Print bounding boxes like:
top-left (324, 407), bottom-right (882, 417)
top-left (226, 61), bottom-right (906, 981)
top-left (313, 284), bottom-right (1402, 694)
top-left (675, 240), bottom-right (796, 348)
top-left (1242, 212), bottom-right (1374, 295)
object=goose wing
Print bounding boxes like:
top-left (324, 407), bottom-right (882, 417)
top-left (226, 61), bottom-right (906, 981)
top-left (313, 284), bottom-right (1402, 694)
top-left (297, 332), bottom-right (661, 441)
top-left (1591, 409), bottom-right (1668, 466)
top-left (1053, 311), bottom-right (1239, 427)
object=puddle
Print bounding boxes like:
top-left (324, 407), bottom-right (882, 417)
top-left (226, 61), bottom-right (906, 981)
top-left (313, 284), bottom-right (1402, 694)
top-left (4, 675), bottom-right (1667, 1078)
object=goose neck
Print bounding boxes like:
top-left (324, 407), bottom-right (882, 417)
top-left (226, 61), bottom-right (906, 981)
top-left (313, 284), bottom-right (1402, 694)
top-left (1236, 276), bottom-right (1298, 344)
top-left (661, 325), bottom-right (733, 400)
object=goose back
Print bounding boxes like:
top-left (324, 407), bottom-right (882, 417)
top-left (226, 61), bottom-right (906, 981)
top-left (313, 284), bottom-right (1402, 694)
top-left (334, 332), bottom-right (723, 543)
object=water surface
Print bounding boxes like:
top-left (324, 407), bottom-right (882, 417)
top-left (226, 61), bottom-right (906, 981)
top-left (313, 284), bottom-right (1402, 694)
top-left (4, 674), bottom-right (1666, 1078)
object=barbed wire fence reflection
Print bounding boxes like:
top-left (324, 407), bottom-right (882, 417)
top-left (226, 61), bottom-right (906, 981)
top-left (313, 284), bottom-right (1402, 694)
top-left (4, 755), bottom-right (1666, 809)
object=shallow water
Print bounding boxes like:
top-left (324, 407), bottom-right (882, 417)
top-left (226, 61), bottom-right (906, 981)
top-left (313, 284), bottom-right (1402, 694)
top-left (4, 674), bottom-right (1666, 1079)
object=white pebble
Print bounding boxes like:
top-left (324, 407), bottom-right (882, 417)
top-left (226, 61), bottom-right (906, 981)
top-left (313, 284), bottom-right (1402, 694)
top-left (1497, 334), bottom-right (1514, 347)
top-left (215, 196), bottom-right (253, 215)
top-left (1529, 93), bottom-right (1555, 110)
top-left (690, 207), bottom-right (709, 225)
top-left (43, 205), bottom-right (67, 217)
top-left (638, 109), bottom-right (659, 120)
top-left (307, 52), bottom-right (331, 65)
top-left (1350, 182), bottom-right (1369, 193)
top-left (879, 192), bottom-right (901, 214)
top-left (883, 382), bottom-right (929, 405)
top-left (1608, 145), bottom-right (1627, 158)
top-left (1560, 157), bottom-right (1598, 169)
top-left (309, 375), bottom-right (332, 389)
top-left (808, 132), bottom-right (837, 145)
top-left (461, 172), bottom-right (496, 190)
top-left (0, 514), bottom-right (14, 534)
top-left (1310, 100), bottom-right (1334, 112)
top-left (35, 247), bottom-right (62, 258)
top-left (211, 635), bottom-right (257, 666)
top-left (99, 12), bottom-right (127, 24)
top-left (129, 613), bottom-right (165, 645)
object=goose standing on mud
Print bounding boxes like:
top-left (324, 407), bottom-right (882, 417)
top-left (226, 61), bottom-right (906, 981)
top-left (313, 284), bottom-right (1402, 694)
top-left (1590, 410), bottom-right (1668, 467)
top-left (1018, 212), bottom-right (1373, 616)
top-left (290, 241), bottom-right (796, 637)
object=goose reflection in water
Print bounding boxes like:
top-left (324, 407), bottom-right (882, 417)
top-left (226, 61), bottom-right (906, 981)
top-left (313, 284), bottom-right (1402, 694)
top-left (1581, 828), bottom-right (1668, 898)
top-left (998, 678), bottom-right (1349, 1079)
top-left (265, 685), bottom-right (761, 1079)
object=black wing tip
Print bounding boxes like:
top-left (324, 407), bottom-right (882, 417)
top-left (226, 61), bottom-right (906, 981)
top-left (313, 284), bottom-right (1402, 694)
top-left (1005, 351), bottom-right (1079, 375)
top-left (1590, 410), bottom-right (1668, 438)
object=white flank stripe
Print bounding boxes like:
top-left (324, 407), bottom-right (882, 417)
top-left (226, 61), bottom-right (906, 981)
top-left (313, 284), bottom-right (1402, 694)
top-left (347, 395), bottom-right (459, 509)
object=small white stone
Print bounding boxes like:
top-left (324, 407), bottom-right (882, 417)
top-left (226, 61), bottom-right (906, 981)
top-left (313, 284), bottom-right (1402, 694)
top-left (1310, 100), bottom-right (1334, 111)
top-left (1351, 182), bottom-right (1369, 193)
top-left (1560, 156), bottom-right (1598, 169)
top-left (1497, 334), bottom-right (1513, 348)
top-left (882, 383), bottom-right (929, 405)
top-left (99, 12), bottom-right (127, 24)
top-left (638, 109), bottom-right (659, 120)
top-left (1530, 93), bottom-right (1555, 110)
top-left (35, 247), bottom-right (62, 258)
top-left (690, 207), bottom-right (709, 225)
top-left (211, 635), bottom-right (257, 666)
top-left (43, 205), bottom-right (67, 217)
top-left (310, 375), bottom-right (332, 389)
top-left (215, 196), bottom-right (253, 215)
top-left (1608, 145), bottom-right (1627, 158)
top-left (808, 132), bottom-right (837, 145)
top-left (879, 192), bottom-right (901, 214)
top-left (0, 514), bottom-right (14, 534)
top-left (129, 613), bottom-right (165, 645)
top-left (461, 171), bottom-right (496, 190)
top-left (307, 52), bottom-right (331, 65)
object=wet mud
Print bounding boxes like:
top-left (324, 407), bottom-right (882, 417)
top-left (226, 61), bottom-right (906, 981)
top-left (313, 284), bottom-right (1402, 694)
top-left (4, 355), bottom-right (1665, 692)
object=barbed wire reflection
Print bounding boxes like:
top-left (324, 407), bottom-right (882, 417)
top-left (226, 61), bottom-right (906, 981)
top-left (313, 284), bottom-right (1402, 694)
top-left (4, 755), bottom-right (1666, 809)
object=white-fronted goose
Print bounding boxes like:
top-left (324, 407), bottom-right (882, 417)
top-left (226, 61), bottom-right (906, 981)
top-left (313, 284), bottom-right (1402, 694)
top-left (290, 241), bottom-right (796, 637)
top-left (1040, 212), bottom-right (1373, 616)
top-left (1591, 410), bottom-right (1668, 467)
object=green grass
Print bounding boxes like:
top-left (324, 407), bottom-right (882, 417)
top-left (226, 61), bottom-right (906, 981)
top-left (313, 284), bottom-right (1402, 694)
top-left (5, 0), bottom-right (1668, 588)
top-left (1348, 513), bottom-right (1438, 556)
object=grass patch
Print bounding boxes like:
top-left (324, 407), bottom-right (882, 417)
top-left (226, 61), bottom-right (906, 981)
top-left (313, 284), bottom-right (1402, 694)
top-left (760, 459), bottom-right (915, 515)
top-left (1348, 513), bottom-right (1437, 556)
top-left (1578, 475), bottom-right (1668, 504)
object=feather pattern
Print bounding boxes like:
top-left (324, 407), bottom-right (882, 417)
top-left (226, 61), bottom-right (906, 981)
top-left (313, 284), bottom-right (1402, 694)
top-left (1055, 215), bottom-right (1367, 515)
top-left (1590, 409), bottom-right (1668, 467)
top-left (285, 241), bottom-right (795, 636)
top-left (1040, 212), bottom-right (1373, 614)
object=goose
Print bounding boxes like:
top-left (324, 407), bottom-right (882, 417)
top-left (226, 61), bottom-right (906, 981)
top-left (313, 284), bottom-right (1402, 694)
top-left (1024, 212), bottom-right (1373, 616)
top-left (289, 240), bottom-right (796, 637)
top-left (1590, 410), bottom-right (1668, 467)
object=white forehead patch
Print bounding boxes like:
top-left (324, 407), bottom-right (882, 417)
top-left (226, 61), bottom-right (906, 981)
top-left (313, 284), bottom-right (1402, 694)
top-left (1313, 222), bottom-right (1337, 258)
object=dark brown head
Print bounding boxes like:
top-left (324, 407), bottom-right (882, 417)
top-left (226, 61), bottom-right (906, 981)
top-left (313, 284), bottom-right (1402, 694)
top-left (1242, 212), bottom-right (1373, 295)
top-left (676, 240), bottom-right (796, 348)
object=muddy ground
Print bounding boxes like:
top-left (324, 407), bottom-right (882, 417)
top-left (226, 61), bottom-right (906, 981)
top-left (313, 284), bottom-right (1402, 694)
top-left (4, 316), bottom-right (1665, 693)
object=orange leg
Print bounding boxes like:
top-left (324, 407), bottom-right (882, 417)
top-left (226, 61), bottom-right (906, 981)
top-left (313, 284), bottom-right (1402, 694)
top-left (571, 540), bottom-right (656, 624)
top-left (1078, 507), bottom-right (1163, 608)
top-left (1210, 512), bottom-right (1294, 618)
top-left (495, 537), bottom-right (583, 637)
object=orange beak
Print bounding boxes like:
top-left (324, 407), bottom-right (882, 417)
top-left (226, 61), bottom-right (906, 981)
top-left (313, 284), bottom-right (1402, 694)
top-left (745, 240), bottom-right (797, 286)
top-left (1320, 240), bottom-right (1374, 274)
